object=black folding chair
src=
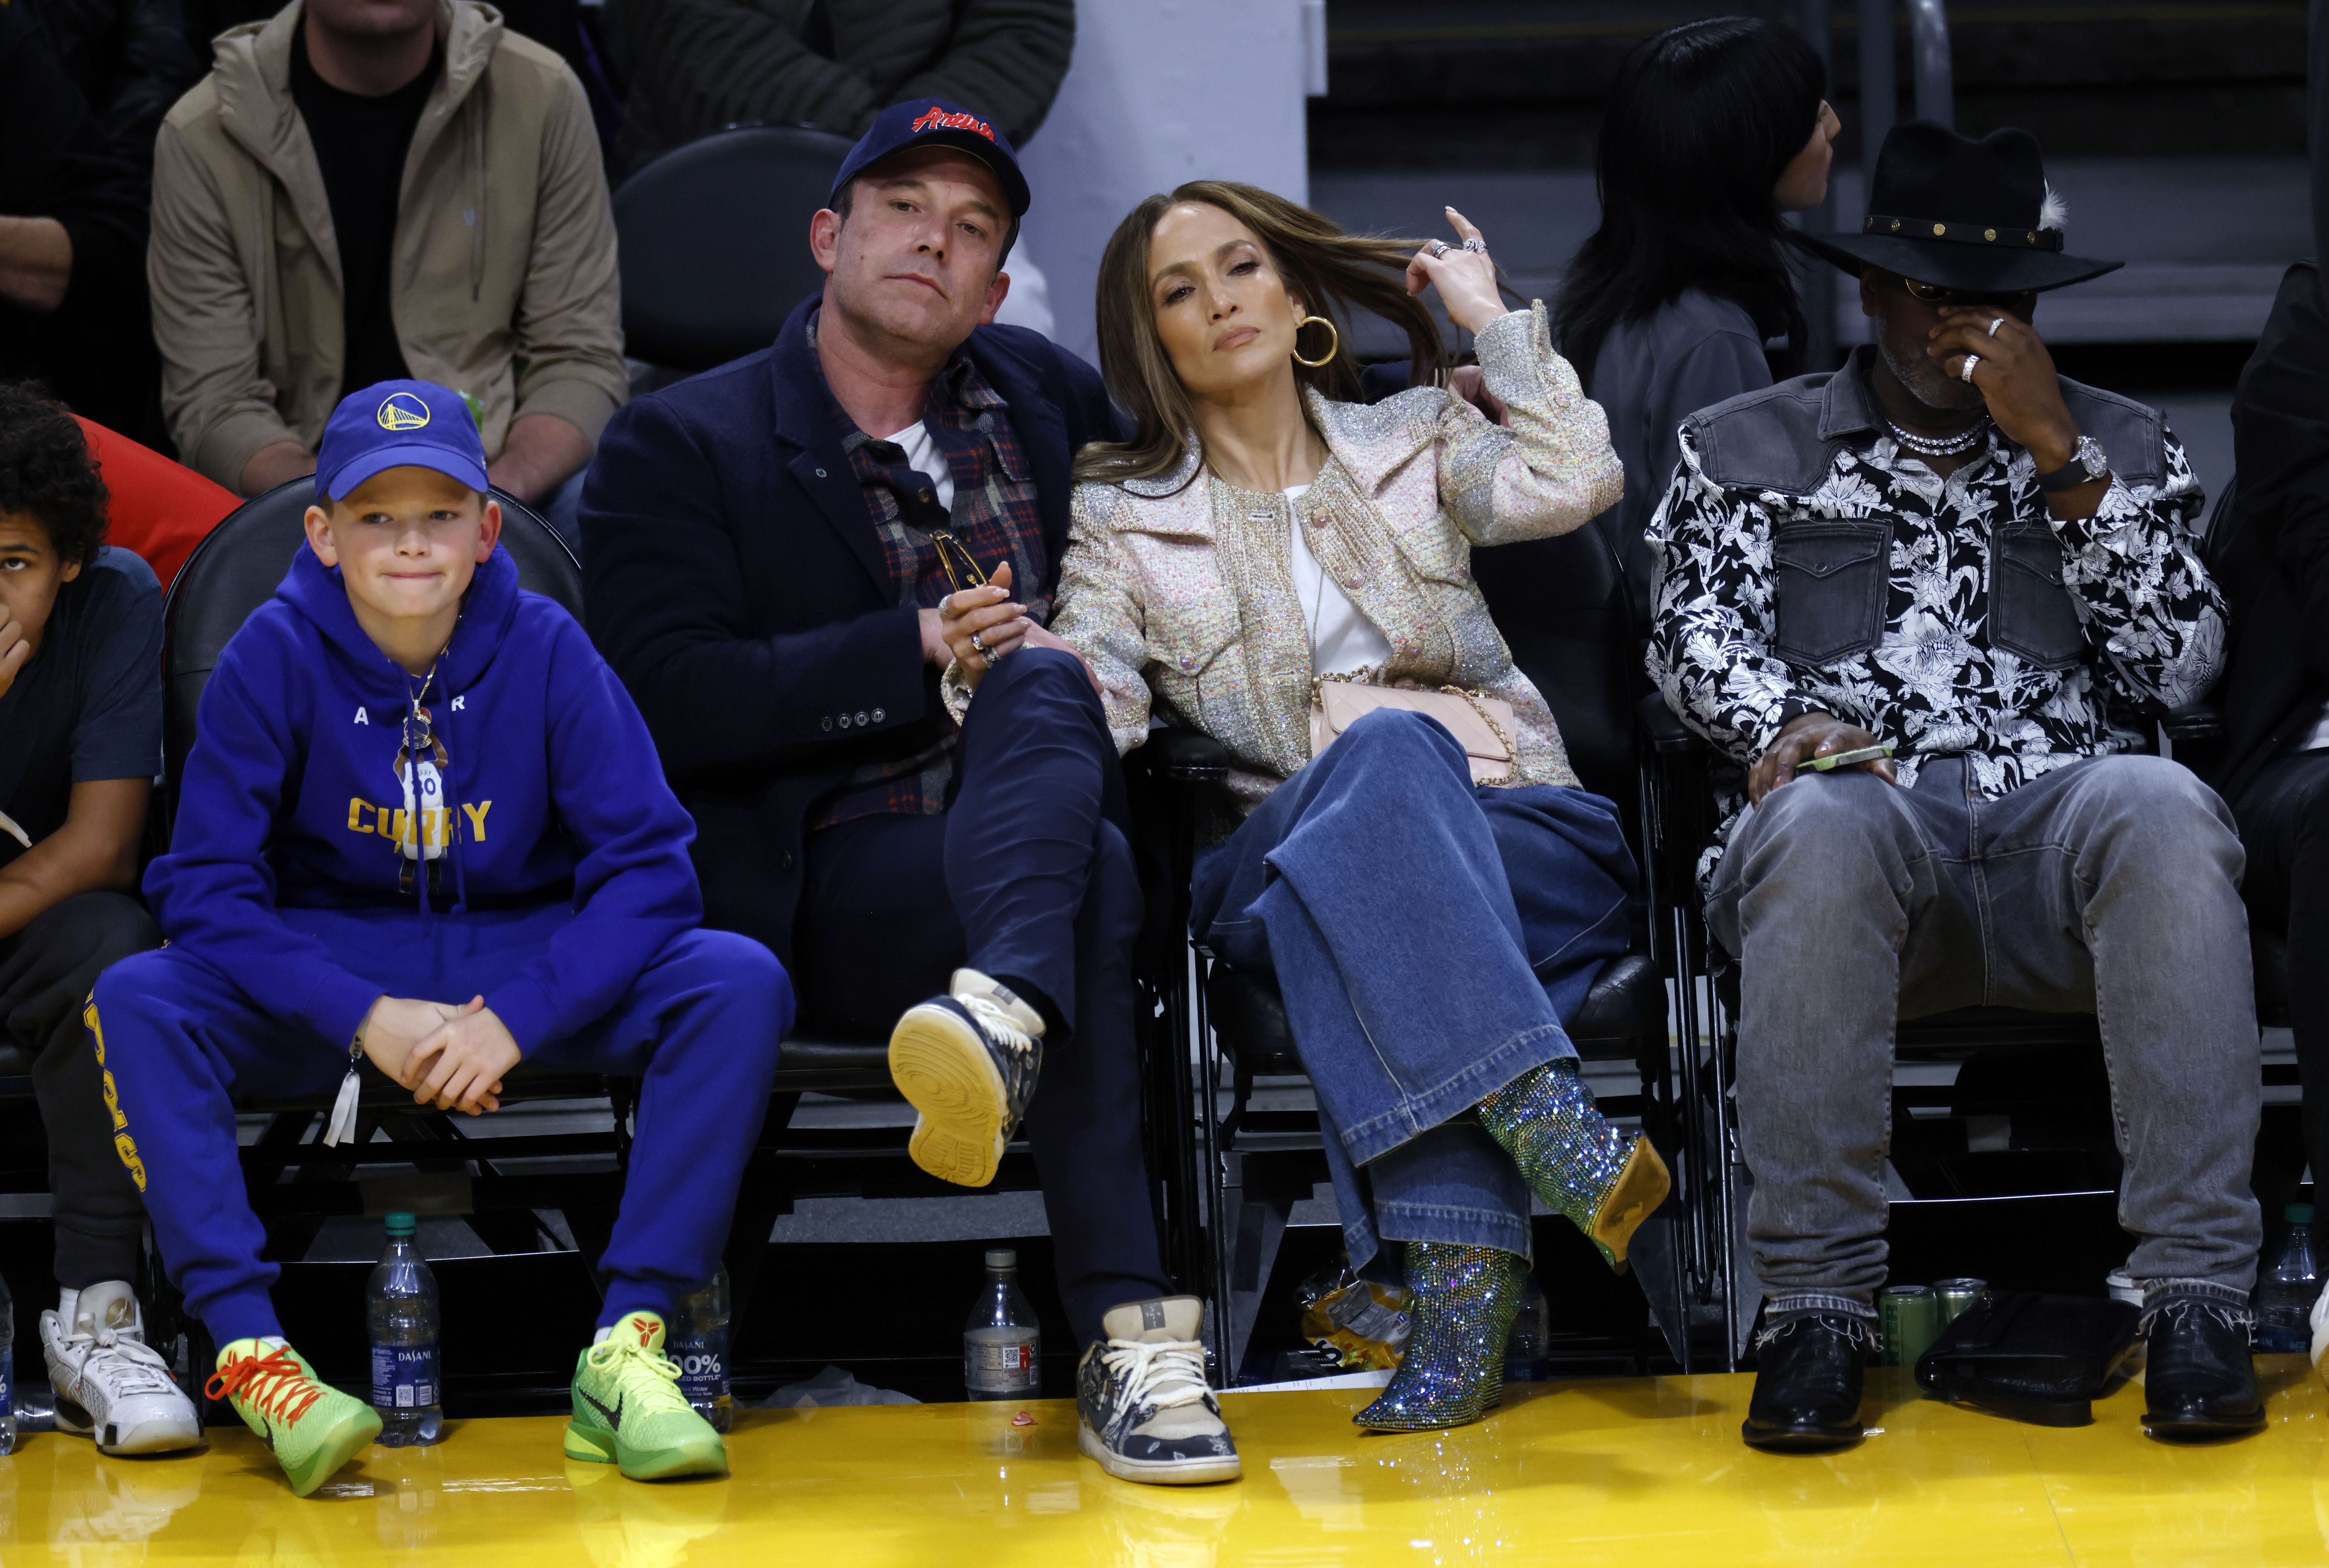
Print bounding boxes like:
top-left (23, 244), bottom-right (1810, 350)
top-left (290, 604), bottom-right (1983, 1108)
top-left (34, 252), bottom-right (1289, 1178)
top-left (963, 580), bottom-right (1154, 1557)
top-left (612, 125), bottom-right (855, 375)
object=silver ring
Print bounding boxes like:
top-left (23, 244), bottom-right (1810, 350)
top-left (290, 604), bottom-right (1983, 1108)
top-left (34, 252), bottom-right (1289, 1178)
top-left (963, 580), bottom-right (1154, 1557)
top-left (1960, 353), bottom-right (1981, 383)
top-left (968, 632), bottom-right (991, 664)
top-left (1426, 240), bottom-right (1450, 258)
top-left (1461, 237), bottom-right (1488, 254)
top-left (1987, 317), bottom-right (2005, 337)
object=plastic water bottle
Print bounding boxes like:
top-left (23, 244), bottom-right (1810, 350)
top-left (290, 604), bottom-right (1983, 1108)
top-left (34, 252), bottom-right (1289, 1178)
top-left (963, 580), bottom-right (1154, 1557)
top-left (671, 1267), bottom-right (733, 1433)
top-left (2256, 1203), bottom-right (2321, 1354)
top-left (0, 1269), bottom-right (16, 1455)
top-left (367, 1212), bottom-right (443, 1445)
top-left (1504, 1270), bottom-right (1550, 1381)
top-left (964, 1249), bottom-right (1040, 1401)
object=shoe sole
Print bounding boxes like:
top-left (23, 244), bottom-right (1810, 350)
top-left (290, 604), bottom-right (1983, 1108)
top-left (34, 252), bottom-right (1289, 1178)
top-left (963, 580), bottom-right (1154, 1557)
top-left (57, 1395), bottom-right (205, 1456)
top-left (1740, 1419), bottom-right (1864, 1453)
top-left (1353, 1396), bottom-right (1502, 1433)
top-left (1076, 1421), bottom-right (1242, 1484)
top-left (283, 1405), bottom-right (384, 1498)
top-left (2142, 1410), bottom-right (2267, 1441)
top-left (1591, 1135), bottom-right (1673, 1274)
top-left (51, 1380), bottom-right (205, 1456)
top-left (564, 1418), bottom-right (728, 1479)
top-left (890, 1002), bottom-right (1010, 1188)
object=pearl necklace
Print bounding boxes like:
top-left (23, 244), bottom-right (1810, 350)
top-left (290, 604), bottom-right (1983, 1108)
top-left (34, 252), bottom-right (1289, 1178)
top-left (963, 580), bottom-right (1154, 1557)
top-left (1886, 415), bottom-right (1989, 458)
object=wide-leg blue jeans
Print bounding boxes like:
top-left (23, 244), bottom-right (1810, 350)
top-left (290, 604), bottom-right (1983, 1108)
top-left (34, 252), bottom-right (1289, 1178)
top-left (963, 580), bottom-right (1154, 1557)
top-left (1190, 709), bottom-right (1635, 1268)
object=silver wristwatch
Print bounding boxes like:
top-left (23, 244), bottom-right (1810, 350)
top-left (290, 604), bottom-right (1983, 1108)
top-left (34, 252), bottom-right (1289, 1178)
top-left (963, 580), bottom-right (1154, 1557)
top-left (2036, 434), bottom-right (2109, 493)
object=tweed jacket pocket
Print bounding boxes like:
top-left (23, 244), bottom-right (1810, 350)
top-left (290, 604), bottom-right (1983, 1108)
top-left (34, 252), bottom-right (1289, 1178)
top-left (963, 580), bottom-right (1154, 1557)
top-left (1147, 600), bottom-right (1245, 734)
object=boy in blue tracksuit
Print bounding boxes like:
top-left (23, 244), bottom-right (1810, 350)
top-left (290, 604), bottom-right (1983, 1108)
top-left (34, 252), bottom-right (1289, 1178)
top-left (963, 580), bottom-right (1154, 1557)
top-left (89, 381), bottom-right (791, 1497)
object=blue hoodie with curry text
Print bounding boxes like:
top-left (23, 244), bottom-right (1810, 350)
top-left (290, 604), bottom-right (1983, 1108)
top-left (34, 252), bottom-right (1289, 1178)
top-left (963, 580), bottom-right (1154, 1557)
top-left (144, 540), bottom-right (703, 1055)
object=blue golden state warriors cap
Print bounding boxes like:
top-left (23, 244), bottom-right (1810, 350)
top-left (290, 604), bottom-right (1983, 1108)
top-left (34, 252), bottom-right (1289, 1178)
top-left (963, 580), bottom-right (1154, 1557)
top-left (831, 97), bottom-right (1030, 219)
top-left (316, 380), bottom-right (490, 503)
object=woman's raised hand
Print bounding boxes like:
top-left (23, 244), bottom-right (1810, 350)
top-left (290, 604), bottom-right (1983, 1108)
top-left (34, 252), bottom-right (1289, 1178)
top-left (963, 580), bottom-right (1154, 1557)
top-left (1405, 207), bottom-right (1507, 335)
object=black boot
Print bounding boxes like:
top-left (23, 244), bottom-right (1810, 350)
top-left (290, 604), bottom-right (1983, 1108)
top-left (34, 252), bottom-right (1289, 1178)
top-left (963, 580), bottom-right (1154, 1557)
top-left (1742, 1313), bottom-right (1872, 1452)
top-left (2142, 1296), bottom-right (2265, 1440)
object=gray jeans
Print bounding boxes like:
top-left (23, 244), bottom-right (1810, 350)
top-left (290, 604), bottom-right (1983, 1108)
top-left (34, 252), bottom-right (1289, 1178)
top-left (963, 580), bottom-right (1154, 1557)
top-left (1707, 753), bottom-right (2261, 1318)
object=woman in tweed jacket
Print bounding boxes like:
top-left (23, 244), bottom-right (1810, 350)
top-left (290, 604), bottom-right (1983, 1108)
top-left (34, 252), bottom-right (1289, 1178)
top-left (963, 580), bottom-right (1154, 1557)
top-left (1039, 181), bottom-right (1667, 1431)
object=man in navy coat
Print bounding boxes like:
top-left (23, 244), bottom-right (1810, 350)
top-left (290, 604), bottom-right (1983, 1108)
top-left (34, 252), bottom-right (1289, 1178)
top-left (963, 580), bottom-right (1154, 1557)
top-left (582, 100), bottom-right (1242, 1485)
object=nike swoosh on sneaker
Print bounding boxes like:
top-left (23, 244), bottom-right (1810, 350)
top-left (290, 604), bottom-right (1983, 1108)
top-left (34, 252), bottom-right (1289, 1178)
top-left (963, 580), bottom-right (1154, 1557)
top-left (580, 1389), bottom-right (624, 1431)
top-left (255, 1416), bottom-right (276, 1451)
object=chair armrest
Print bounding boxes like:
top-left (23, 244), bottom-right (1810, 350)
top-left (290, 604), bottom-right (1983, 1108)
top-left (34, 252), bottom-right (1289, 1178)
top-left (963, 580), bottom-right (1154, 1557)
top-left (1636, 691), bottom-right (1705, 757)
top-left (1127, 727), bottom-right (1230, 784)
top-left (2162, 702), bottom-right (2224, 746)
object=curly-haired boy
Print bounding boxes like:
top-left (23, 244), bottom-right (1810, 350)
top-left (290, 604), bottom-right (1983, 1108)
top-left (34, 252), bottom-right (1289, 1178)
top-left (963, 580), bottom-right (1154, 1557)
top-left (0, 382), bottom-right (202, 1456)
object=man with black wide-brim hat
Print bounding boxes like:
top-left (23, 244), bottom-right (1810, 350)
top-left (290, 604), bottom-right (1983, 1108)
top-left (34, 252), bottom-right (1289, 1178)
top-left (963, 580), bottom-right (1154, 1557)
top-left (1647, 122), bottom-right (2262, 1452)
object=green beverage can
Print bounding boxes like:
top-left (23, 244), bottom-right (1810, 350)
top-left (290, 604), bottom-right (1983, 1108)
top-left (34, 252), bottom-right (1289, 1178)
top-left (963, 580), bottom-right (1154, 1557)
top-left (1880, 1285), bottom-right (1942, 1367)
top-left (1935, 1278), bottom-right (1988, 1324)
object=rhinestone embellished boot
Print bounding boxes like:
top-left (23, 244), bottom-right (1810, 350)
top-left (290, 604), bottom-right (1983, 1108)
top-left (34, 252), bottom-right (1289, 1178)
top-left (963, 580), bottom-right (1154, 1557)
top-left (1353, 1244), bottom-right (1528, 1433)
top-left (1476, 1058), bottom-right (1670, 1272)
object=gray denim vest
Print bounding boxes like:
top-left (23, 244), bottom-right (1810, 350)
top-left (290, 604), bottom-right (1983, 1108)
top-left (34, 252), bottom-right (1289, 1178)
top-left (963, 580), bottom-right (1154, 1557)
top-left (1681, 346), bottom-right (2169, 674)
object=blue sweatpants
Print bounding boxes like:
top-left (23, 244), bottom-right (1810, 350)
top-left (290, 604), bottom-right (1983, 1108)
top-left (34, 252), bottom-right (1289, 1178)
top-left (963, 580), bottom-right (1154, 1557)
top-left (88, 905), bottom-right (792, 1344)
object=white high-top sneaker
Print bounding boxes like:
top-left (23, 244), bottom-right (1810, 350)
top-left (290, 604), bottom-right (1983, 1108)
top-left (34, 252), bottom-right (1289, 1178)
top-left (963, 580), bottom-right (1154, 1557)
top-left (43, 1281), bottom-right (203, 1455)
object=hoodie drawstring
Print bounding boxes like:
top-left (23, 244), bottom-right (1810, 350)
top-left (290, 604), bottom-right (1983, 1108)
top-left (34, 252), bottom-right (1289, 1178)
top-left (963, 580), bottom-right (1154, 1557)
top-left (443, 689), bottom-right (471, 916)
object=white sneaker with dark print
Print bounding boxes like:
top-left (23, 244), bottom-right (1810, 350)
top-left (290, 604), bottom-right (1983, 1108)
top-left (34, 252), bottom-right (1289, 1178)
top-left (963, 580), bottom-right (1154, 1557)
top-left (888, 968), bottom-right (1045, 1188)
top-left (43, 1281), bottom-right (203, 1455)
top-left (1076, 1296), bottom-right (1241, 1485)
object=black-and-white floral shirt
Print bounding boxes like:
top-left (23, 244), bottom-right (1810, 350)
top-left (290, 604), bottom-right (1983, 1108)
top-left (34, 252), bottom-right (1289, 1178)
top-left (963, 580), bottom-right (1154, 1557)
top-left (1645, 352), bottom-right (2223, 880)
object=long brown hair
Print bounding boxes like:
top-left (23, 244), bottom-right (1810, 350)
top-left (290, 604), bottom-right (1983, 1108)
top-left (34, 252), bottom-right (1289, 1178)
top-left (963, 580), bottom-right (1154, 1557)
top-left (1071, 181), bottom-right (1450, 489)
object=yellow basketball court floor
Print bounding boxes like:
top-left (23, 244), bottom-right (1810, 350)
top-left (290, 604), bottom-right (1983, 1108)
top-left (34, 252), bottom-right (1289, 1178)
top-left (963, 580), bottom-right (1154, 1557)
top-left (8, 1359), bottom-right (2329, 1565)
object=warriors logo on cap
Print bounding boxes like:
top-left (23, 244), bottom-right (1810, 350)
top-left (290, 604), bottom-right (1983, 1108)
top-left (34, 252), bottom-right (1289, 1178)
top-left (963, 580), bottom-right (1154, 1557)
top-left (377, 392), bottom-right (432, 432)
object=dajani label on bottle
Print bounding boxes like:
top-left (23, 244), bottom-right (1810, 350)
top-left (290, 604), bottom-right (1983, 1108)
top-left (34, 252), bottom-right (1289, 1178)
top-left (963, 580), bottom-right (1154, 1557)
top-left (968, 1337), bottom-right (1039, 1392)
top-left (371, 1342), bottom-right (439, 1409)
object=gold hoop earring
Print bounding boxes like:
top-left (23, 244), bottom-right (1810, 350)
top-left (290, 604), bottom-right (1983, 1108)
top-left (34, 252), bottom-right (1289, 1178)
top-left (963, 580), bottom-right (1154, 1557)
top-left (1291, 314), bottom-right (1340, 368)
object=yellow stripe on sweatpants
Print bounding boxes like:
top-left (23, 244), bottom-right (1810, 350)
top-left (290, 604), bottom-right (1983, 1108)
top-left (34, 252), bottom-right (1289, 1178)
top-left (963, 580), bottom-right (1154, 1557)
top-left (82, 993), bottom-right (146, 1192)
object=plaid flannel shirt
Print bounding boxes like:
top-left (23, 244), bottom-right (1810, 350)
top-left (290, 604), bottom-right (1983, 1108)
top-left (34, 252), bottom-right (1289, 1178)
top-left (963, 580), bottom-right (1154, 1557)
top-left (809, 314), bottom-right (1048, 829)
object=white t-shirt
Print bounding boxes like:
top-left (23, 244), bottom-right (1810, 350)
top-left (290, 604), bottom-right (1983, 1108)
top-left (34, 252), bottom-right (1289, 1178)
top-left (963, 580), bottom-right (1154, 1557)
top-left (883, 421), bottom-right (955, 514)
top-left (1285, 483), bottom-right (1394, 676)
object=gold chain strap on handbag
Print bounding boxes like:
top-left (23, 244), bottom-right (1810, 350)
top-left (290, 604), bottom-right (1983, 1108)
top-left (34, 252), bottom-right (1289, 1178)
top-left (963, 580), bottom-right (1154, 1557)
top-left (1310, 669), bottom-right (1521, 787)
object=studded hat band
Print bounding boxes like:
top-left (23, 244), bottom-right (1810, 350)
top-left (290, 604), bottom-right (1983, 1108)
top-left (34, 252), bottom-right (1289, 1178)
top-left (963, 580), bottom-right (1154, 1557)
top-left (1861, 213), bottom-right (2066, 251)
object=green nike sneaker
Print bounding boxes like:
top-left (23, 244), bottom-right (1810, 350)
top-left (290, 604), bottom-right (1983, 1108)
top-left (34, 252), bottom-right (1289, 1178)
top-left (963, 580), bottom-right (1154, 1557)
top-left (564, 1312), bottom-right (728, 1481)
top-left (206, 1338), bottom-right (382, 1498)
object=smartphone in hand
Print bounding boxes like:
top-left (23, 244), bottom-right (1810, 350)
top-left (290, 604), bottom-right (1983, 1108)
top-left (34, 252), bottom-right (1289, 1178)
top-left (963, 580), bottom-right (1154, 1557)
top-left (1801, 742), bottom-right (1896, 773)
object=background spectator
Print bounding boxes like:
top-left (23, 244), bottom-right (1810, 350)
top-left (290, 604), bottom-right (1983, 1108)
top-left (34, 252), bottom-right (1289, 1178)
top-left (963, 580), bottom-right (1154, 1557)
top-left (0, 2), bottom-right (165, 444)
top-left (147, 0), bottom-right (626, 520)
top-left (608, 0), bottom-right (1072, 179)
top-left (1554, 16), bottom-right (1834, 631)
top-left (2211, 259), bottom-right (2329, 1201)
top-left (20, 0), bottom-right (205, 167)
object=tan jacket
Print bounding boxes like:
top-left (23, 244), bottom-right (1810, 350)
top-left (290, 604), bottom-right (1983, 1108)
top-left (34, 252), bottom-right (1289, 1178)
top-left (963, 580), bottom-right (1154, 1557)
top-left (1051, 302), bottom-right (1624, 816)
top-left (149, 0), bottom-right (626, 489)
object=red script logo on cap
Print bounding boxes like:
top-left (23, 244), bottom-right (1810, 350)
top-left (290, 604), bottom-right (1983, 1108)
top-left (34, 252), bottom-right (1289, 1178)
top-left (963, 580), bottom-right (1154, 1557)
top-left (911, 106), bottom-right (996, 144)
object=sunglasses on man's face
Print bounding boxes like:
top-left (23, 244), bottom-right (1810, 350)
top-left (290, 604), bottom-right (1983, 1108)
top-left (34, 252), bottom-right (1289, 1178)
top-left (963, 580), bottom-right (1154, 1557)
top-left (1901, 276), bottom-right (2037, 312)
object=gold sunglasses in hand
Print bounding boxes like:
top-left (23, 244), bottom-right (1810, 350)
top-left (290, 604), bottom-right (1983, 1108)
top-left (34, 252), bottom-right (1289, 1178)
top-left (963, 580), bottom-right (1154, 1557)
top-left (930, 529), bottom-right (989, 596)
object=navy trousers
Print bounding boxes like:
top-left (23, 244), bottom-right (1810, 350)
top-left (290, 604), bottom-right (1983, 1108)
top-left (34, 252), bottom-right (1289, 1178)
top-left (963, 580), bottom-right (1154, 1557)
top-left (89, 906), bottom-right (791, 1344)
top-left (792, 648), bottom-right (1168, 1344)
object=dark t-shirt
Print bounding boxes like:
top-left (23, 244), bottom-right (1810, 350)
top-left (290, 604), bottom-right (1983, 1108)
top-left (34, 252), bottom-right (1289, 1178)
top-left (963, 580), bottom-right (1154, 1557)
top-left (0, 547), bottom-right (163, 870)
top-left (289, 27), bottom-right (441, 399)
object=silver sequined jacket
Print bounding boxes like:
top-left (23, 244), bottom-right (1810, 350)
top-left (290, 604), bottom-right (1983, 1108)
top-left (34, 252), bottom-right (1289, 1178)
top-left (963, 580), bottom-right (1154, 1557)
top-left (1047, 302), bottom-right (1624, 817)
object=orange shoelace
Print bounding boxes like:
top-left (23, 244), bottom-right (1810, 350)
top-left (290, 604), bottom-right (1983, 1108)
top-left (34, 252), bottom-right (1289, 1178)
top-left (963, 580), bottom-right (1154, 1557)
top-left (205, 1345), bottom-right (325, 1424)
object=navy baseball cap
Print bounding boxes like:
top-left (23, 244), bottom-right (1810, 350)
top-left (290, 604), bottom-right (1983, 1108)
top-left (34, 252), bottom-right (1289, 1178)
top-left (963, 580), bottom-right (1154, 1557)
top-left (830, 97), bottom-right (1031, 222)
top-left (316, 380), bottom-right (490, 503)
